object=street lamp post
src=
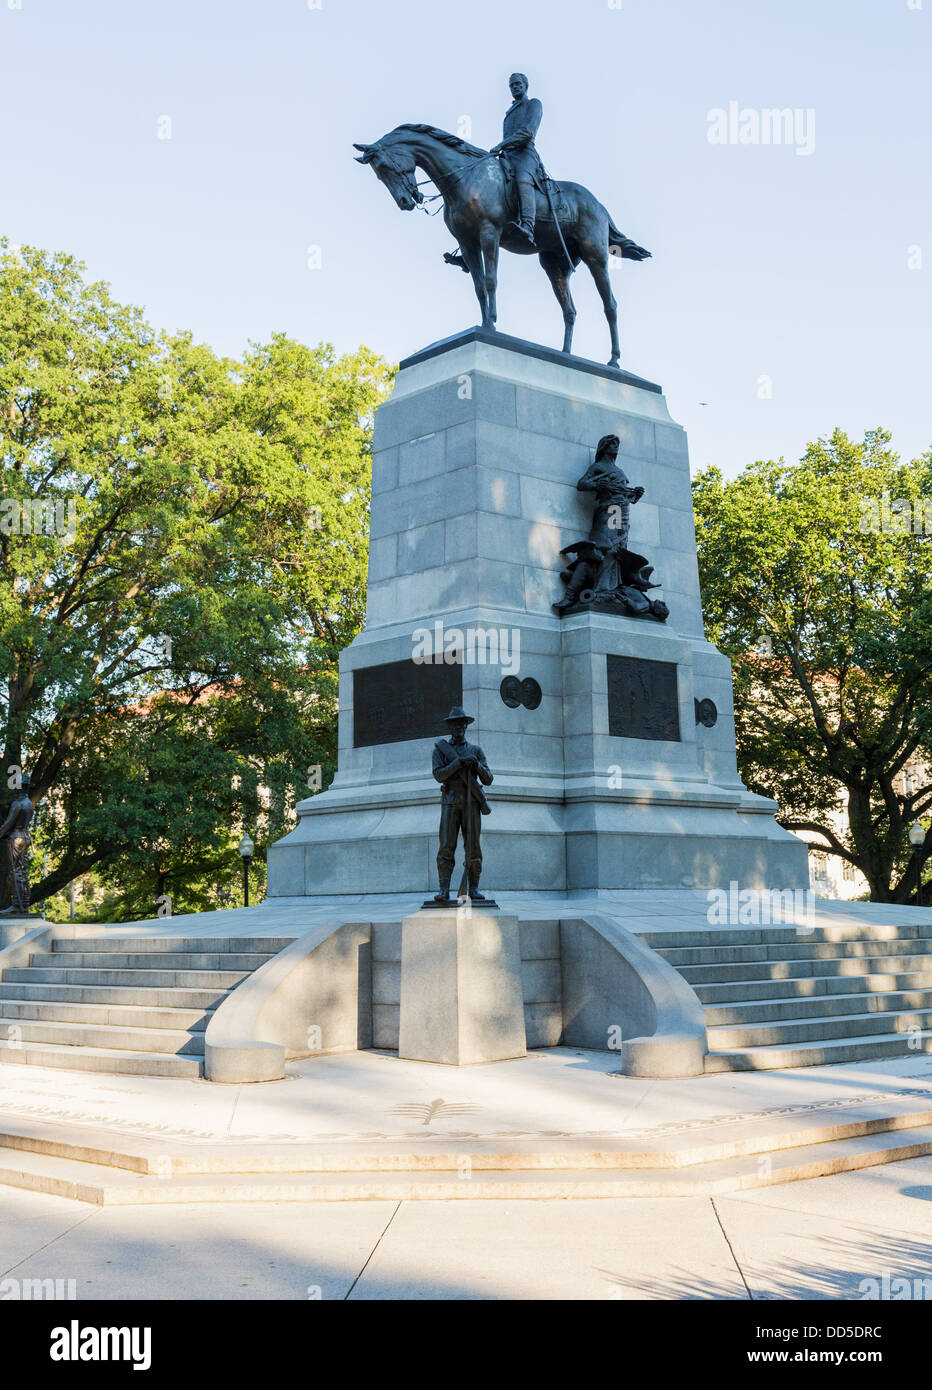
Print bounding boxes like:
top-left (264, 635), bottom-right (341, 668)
top-left (908, 821), bottom-right (925, 906)
top-left (238, 832), bottom-right (254, 907)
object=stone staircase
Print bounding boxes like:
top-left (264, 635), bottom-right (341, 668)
top-left (0, 936), bottom-right (294, 1078)
top-left (638, 921), bottom-right (932, 1072)
top-left (1, 1089), bottom-right (931, 1203)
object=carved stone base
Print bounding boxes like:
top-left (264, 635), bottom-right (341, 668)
top-left (420, 898), bottom-right (501, 910)
top-left (554, 596), bottom-right (669, 622)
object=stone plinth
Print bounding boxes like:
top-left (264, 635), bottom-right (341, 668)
top-left (267, 329), bottom-right (809, 896)
top-left (398, 910), bottom-right (526, 1065)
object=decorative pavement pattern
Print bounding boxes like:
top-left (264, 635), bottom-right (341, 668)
top-left (0, 1086), bottom-right (930, 1147)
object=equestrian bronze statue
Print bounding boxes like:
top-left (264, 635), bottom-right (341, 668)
top-left (354, 73), bottom-right (650, 369)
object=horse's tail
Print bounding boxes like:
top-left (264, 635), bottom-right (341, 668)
top-left (608, 218), bottom-right (652, 262)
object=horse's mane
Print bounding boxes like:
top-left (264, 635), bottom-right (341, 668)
top-left (389, 123), bottom-right (489, 158)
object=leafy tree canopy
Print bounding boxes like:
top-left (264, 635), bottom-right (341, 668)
top-left (693, 428), bottom-right (932, 902)
top-left (0, 241), bottom-right (393, 917)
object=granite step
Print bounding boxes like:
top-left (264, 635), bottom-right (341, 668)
top-left (638, 924), bottom-right (932, 950)
top-left (5, 1095), bottom-right (932, 1176)
top-left (0, 1041), bottom-right (203, 1078)
top-left (706, 1007), bottom-right (932, 1050)
top-left (705, 987), bottom-right (932, 1026)
top-left (30, 952), bottom-right (274, 972)
top-left (704, 1030), bottom-right (932, 1072)
top-left (679, 954), bottom-right (932, 985)
top-left (0, 981), bottom-right (227, 1008)
top-left (0, 1017), bottom-right (204, 1055)
top-left (656, 938), bottom-right (932, 966)
top-left (48, 936), bottom-right (295, 954)
top-left (695, 970), bottom-right (932, 1005)
top-left (2, 967), bottom-right (249, 988)
top-left (2, 1124), bottom-right (932, 1202)
top-left (0, 999), bottom-right (212, 1030)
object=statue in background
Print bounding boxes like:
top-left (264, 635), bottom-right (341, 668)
top-left (0, 774), bottom-right (35, 917)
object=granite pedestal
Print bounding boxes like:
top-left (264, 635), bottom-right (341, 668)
top-left (397, 910), bottom-right (526, 1065)
top-left (268, 329), bottom-right (808, 897)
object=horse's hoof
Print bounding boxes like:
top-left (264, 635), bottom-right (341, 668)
top-left (608, 357), bottom-right (620, 369)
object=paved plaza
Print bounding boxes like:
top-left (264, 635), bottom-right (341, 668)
top-left (3, 1159), bottom-right (931, 1301)
top-left (1, 1037), bottom-right (931, 1299)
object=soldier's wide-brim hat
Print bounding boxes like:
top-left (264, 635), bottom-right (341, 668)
top-left (444, 706), bottom-right (475, 725)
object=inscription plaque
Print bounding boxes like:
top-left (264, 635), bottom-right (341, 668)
top-left (353, 660), bottom-right (463, 748)
top-left (607, 655), bottom-right (680, 742)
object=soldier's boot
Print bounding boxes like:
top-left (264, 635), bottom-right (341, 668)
top-left (466, 866), bottom-right (488, 902)
top-left (433, 874), bottom-right (453, 904)
top-left (510, 180), bottom-right (537, 247)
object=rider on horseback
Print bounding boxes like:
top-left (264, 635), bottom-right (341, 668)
top-left (490, 73), bottom-right (543, 249)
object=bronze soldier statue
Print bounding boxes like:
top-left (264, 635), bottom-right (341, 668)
top-left (431, 707), bottom-right (493, 904)
top-left (0, 774), bottom-right (35, 917)
top-left (490, 72), bottom-right (543, 249)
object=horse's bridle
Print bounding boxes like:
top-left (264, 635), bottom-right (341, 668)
top-left (373, 148), bottom-right (425, 206)
top-left (377, 145), bottom-right (499, 216)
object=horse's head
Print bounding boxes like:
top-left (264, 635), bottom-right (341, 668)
top-left (353, 140), bottom-right (422, 212)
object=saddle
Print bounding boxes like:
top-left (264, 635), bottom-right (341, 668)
top-left (441, 154), bottom-right (570, 271)
top-left (499, 154), bottom-right (570, 224)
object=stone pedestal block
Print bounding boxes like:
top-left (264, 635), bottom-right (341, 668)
top-left (398, 910), bottom-right (527, 1065)
top-left (267, 329), bottom-right (809, 896)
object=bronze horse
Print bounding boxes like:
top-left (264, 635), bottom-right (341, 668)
top-left (354, 124), bottom-right (650, 368)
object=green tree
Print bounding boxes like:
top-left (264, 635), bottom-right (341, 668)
top-left (0, 241), bottom-right (392, 917)
top-left (693, 428), bottom-right (932, 903)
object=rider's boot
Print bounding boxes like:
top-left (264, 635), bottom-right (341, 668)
top-left (510, 180), bottom-right (537, 247)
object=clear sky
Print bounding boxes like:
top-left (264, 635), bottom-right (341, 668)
top-left (1, 0), bottom-right (929, 475)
